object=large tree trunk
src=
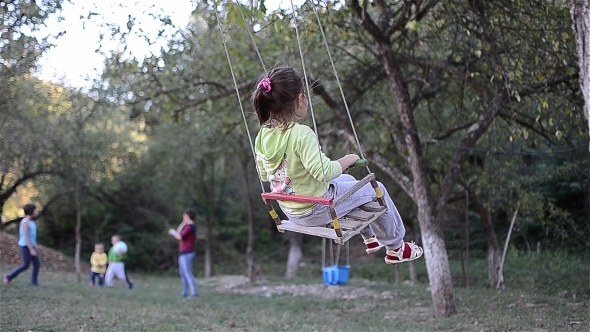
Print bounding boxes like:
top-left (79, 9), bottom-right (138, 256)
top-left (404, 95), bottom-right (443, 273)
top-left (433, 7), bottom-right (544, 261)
top-left (418, 208), bottom-right (456, 315)
top-left (571, 0), bottom-right (590, 150)
top-left (347, 0), bottom-right (456, 316)
top-left (285, 232), bottom-right (303, 279)
top-left (487, 247), bottom-right (503, 289)
top-left (377, 40), bottom-right (457, 316)
top-left (472, 195), bottom-right (503, 289)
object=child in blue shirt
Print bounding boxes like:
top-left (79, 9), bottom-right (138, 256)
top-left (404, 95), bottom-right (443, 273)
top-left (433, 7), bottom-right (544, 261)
top-left (4, 204), bottom-right (41, 286)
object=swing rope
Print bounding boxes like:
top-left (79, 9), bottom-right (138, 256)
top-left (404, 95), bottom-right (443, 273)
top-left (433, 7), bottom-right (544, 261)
top-left (321, 237), bottom-right (350, 268)
top-left (310, 1), bottom-right (370, 173)
top-left (289, 0), bottom-right (330, 193)
top-left (236, 2), bottom-right (267, 73)
top-left (213, 6), bottom-right (266, 195)
top-left (217, 0), bottom-right (386, 253)
top-left (229, 0), bottom-right (372, 190)
top-left (215, 0), bottom-right (362, 269)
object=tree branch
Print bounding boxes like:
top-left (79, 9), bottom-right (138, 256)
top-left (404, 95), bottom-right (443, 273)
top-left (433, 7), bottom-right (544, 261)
top-left (323, 128), bottom-right (415, 199)
top-left (348, 0), bottom-right (386, 42)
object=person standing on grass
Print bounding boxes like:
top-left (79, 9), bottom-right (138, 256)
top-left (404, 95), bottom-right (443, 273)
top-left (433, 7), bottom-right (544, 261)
top-left (105, 234), bottom-right (133, 289)
top-left (89, 243), bottom-right (107, 287)
top-left (168, 208), bottom-right (198, 297)
top-left (4, 204), bottom-right (41, 286)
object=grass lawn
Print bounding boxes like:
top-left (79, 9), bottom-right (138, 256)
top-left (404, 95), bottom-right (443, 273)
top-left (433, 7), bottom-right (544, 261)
top-left (1, 253), bottom-right (588, 332)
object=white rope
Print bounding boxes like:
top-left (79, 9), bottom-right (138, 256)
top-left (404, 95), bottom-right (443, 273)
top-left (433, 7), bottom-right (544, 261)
top-left (236, 2), bottom-right (267, 73)
top-left (310, 0), bottom-right (370, 173)
top-left (214, 6), bottom-right (266, 194)
top-left (289, 0), bottom-right (330, 191)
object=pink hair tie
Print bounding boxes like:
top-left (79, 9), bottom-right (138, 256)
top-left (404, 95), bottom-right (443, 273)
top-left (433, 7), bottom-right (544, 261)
top-left (258, 77), bottom-right (271, 93)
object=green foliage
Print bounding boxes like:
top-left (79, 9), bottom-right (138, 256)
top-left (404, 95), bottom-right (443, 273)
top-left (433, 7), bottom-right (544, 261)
top-left (0, 0), bottom-right (63, 78)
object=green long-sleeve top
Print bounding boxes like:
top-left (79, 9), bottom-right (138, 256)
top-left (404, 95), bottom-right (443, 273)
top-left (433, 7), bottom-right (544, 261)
top-left (255, 122), bottom-right (342, 214)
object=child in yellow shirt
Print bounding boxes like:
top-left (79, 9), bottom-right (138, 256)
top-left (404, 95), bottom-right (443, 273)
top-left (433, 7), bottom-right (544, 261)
top-left (89, 243), bottom-right (107, 287)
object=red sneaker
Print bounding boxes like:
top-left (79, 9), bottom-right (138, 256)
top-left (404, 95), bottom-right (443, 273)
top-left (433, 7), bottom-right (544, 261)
top-left (364, 236), bottom-right (384, 254)
top-left (3, 275), bottom-right (10, 285)
top-left (385, 242), bottom-right (423, 265)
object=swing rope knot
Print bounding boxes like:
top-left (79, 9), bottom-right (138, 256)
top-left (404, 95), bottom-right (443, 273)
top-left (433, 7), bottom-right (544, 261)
top-left (258, 77), bottom-right (271, 93)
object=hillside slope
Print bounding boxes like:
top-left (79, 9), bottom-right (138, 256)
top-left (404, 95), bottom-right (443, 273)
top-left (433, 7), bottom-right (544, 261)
top-left (1, 232), bottom-right (90, 273)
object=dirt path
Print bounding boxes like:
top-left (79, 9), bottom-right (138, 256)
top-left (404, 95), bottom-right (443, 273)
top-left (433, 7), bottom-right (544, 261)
top-left (203, 275), bottom-right (398, 300)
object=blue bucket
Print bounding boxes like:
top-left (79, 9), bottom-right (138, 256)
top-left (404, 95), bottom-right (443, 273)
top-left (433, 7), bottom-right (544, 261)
top-left (322, 265), bottom-right (350, 286)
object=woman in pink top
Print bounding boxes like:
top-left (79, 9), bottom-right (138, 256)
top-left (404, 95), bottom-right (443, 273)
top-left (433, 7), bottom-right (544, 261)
top-left (168, 208), bottom-right (198, 297)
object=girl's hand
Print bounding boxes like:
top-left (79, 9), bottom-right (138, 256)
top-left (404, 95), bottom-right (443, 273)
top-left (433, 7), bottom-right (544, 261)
top-left (337, 154), bottom-right (360, 172)
top-left (168, 228), bottom-right (178, 236)
top-left (30, 247), bottom-right (38, 257)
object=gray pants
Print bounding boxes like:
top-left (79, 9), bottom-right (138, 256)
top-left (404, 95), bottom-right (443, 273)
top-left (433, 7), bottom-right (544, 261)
top-left (283, 174), bottom-right (405, 249)
top-left (105, 262), bottom-right (126, 287)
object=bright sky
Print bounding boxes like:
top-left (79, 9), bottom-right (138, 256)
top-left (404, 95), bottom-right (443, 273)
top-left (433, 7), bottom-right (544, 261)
top-left (35, 0), bottom-right (194, 88)
top-left (35, 0), bottom-right (300, 89)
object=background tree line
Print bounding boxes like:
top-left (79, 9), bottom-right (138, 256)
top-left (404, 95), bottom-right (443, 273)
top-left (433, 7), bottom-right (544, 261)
top-left (1, 0), bottom-right (588, 317)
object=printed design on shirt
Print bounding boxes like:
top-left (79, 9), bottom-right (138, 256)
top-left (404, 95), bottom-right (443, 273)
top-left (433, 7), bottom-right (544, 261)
top-left (268, 157), bottom-right (294, 194)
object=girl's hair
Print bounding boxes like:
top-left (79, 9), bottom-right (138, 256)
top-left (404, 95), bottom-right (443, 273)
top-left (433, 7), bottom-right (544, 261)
top-left (252, 67), bottom-right (305, 127)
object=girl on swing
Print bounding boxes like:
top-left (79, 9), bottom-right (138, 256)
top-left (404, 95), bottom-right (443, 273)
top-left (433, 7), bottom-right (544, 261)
top-left (253, 67), bottom-right (423, 265)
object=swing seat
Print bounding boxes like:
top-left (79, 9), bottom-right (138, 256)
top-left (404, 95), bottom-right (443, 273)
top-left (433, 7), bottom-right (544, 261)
top-left (261, 173), bottom-right (387, 244)
top-left (274, 201), bottom-right (386, 244)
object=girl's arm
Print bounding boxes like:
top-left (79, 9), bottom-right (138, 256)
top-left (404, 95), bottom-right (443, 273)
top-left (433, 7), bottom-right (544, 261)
top-left (22, 222), bottom-right (37, 256)
top-left (337, 154), bottom-right (360, 171)
top-left (297, 127), bottom-right (345, 181)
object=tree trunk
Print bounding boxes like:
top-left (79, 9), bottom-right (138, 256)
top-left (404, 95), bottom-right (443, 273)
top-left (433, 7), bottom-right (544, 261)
top-left (285, 232), bottom-right (303, 280)
top-left (241, 160), bottom-right (256, 284)
top-left (201, 160), bottom-right (213, 278)
top-left (408, 261), bottom-right (417, 284)
top-left (377, 39), bottom-right (456, 316)
top-left (464, 191), bottom-right (470, 289)
top-left (472, 195), bottom-right (503, 289)
top-left (74, 177), bottom-right (82, 283)
top-left (571, 0), bottom-right (590, 150)
top-left (419, 210), bottom-right (456, 316)
top-left (204, 231), bottom-right (211, 278)
top-left (487, 246), bottom-right (503, 289)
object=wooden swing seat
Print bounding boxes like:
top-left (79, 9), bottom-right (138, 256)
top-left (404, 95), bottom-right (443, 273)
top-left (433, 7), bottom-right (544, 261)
top-left (275, 201), bottom-right (386, 244)
top-left (261, 173), bottom-right (387, 244)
